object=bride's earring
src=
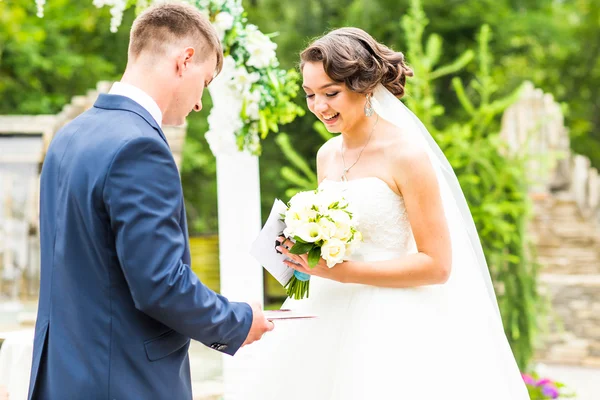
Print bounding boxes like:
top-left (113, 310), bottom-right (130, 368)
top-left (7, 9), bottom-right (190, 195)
top-left (364, 94), bottom-right (374, 117)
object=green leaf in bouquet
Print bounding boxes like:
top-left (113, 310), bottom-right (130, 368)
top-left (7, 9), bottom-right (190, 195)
top-left (328, 201), bottom-right (340, 209)
top-left (308, 247), bottom-right (321, 268)
top-left (289, 241), bottom-right (313, 255)
top-left (293, 235), bottom-right (308, 244)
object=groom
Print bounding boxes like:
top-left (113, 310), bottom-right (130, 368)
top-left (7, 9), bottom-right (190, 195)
top-left (28, 2), bottom-right (273, 399)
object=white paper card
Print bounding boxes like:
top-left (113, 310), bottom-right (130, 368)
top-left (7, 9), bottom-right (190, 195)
top-left (264, 309), bottom-right (318, 320)
top-left (249, 198), bottom-right (294, 286)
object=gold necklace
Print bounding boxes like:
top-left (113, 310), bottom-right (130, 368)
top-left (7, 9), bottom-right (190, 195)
top-left (340, 115), bottom-right (379, 182)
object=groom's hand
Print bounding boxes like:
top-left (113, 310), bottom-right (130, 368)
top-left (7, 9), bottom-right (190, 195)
top-left (242, 302), bottom-right (275, 347)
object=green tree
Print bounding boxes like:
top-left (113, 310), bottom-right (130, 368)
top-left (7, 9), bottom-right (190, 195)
top-left (0, 0), bottom-right (132, 114)
top-left (403, 0), bottom-right (538, 370)
top-left (244, 0), bottom-right (599, 181)
top-left (5, 0), bottom-right (596, 234)
top-left (487, 0), bottom-right (600, 167)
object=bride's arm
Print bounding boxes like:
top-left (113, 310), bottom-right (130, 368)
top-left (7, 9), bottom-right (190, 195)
top-left (339, 142), bottom-right (452, 287)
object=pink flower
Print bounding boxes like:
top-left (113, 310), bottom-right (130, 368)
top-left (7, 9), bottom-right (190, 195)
top-left (542, 383), bottom-right (559, 399)
top-left (536, 378), bottom-right (552, 386)
top-left (521, 373), bottom-right (536, 385)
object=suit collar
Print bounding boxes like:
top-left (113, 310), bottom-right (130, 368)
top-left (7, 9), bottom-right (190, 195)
top-left (93, 94), bottom-right (169, 145)
top-left (108, 82), bottom-right (163, 126)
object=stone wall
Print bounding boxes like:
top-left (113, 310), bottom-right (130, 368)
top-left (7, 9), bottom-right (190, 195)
top-left (500, 82), bottom-right (600, 224)
top-left (501, 82), bottom-right (600, 366)
top-left (529, 193), bottom-right (600, 367)
top-left (537, 275), bottom-right (600, 367)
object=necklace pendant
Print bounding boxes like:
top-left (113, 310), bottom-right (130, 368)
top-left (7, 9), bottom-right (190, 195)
top-left (341, 169), bottom-right (348, 182)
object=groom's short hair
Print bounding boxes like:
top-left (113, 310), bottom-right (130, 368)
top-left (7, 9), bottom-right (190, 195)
top-left (128, 2), bottom-right (223, 73)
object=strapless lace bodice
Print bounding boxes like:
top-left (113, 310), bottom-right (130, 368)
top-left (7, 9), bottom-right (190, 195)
top-left (320, 177), bottom-right (416, 261)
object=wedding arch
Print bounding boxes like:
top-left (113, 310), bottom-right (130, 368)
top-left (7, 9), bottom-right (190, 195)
top-left (37, 1), bottom-right (305, 397)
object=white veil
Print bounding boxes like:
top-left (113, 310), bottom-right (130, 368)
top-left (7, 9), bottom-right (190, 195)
top-left (371, 84), bottom-right (503, 322)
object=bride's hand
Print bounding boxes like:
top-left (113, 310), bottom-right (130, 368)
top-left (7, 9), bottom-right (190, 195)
top-left (276, 237), bottom-right (346, 282)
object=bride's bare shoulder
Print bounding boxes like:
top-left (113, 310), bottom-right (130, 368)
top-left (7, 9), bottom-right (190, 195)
top-left (382, 123), bottom-right (428, 159)
top-left (317, 135), bottom-right (341, 165)
top-left (379, 123), bottom-right (433, 181)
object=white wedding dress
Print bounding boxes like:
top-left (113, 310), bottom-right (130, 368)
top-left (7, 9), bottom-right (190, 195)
top-left (237, 176), bottom-right (530, 400)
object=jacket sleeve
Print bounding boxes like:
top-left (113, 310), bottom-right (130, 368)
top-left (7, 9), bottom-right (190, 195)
top-left (103, 135), bottom-right (252, 355)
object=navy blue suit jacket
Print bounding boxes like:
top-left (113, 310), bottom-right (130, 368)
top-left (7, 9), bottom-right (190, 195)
top-left (28, 94), bottom-right (252, 399)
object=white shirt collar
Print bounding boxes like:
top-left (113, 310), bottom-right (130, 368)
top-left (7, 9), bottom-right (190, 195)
top-left (108, 82), bottom-right (163, 126)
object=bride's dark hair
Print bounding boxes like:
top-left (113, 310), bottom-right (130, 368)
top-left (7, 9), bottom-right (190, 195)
top-left (300, 27), bottom-right (413, 98)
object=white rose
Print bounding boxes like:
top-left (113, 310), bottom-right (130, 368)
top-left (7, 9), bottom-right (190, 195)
top-left (316, 188), bottom-right (347, 211)
top-left (325, 210), bottom-right (351, 240)
top-left (227, 1), bottom-right (244, 17)
top-left (317, 218), bottom-right (336, 241)
top-left (283, 226), bottom-right (294, 239)
top-left (245, 101), bottom-right (260, 121)
top-left (209, 56), bottom-right (236, 92)
top-left (345, 231), bottom-right (363, 256)
top-left (297, 207), bottom-right (318, 223)
top-left (245, 25), bottom-right (277, 69)
top-left (243, 89), bottom-right (262, 120)
top-left (327, 209), bottom-right (351, 226)
top-left (284, 207), bottom-right (317, 237)
top-left (217, 0), bottom-right (243, 17)
top-left (233, 67), bottom-right (261, 92)
top-left (213, 11), bottom-right (234, 40)
top-left (320, 239), bottom-right (346, 268)
top-left (344, 243), bottom-right (354, 257)
top-left (289, 190), bottom-right (318, 210)
top-left (333, 223), bottom-right (352, 242)
top-left (284, 210), bottom-right (303, 232)
top-left (295, 222), bottom-right (322, 243)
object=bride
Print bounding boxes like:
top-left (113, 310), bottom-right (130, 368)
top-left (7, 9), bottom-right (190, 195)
top-left (239, 27), bottom-right (530, 399)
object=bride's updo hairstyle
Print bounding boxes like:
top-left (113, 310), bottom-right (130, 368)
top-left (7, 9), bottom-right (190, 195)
top-left (300, 27), bottom-right (414, 98)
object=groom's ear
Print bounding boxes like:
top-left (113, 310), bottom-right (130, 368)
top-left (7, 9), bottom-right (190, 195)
top-left (176, 47), bottom-right (196, 77)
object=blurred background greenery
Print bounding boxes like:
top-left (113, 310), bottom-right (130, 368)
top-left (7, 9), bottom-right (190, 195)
top-left (2, 0), bottom-right (598, 230)
top-left (1, 0), bottom-right (598, 371)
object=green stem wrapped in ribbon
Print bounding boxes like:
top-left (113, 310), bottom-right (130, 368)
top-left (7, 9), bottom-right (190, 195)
top-left (285, 270), bottom-right (311, 300)
top-left (284, 236), bottom-right (324, 300)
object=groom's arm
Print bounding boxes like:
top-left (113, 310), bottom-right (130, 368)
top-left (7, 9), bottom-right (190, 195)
top-left (103, 135), bottom-right (252, 356)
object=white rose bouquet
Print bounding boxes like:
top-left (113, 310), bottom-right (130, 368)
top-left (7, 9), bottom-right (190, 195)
top-left (281, 188), bottom-right (362, 300)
